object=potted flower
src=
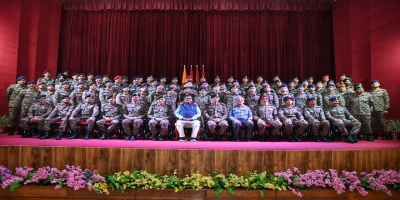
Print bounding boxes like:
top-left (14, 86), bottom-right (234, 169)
top-left (0, 115), bottom-right (9, 134)
top-left (387, 119), bottom-right (400, 140)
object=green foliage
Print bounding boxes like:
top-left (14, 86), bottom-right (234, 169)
top-left (387, 119), bottom-right (400, 132)
top-left (0, 115), bottom-right (8, 126)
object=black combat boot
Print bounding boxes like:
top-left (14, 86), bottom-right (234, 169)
top-left (313, 135), bottom-right (320, 142)
top-left (40, 131), bottom-right (51, 139)
top-left (345, 134), bottom-right (355, 143)
top-left (56, 131), bottom-right (64, 140)
top-left (100, 132), bottom-right (109, 140)
top-left (125, 135), bottom-right (132, 140)
top-left (321, 136), bottom-right (330, 142)
top-left (365, 134), bottom-right (374, 141)
top-left (382, 132), bottom-right (388, 140)
top-left (293, 133), bottom-right (302, 142)
top-left (152, 134), bottom-right (158, 141)
top-left (130, 135), bottom-right (136, 141)
top-left (8, 128), bottom-right (14, 136)
top-left (36, 130), bottom-right (43, 138)
top-left (85, 130), bottom-right (91, 140)
top-left (68, 130), bottom-right (79, 139)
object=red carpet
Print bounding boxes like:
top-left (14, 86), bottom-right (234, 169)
top-left (0, 134), bottom-right (399, 150)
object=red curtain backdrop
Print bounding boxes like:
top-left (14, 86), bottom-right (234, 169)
top-left (58, 0), bottom-right (335, 82)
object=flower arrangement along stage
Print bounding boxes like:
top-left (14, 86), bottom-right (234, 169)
top-left (1, 165), bottom-right (400, 198)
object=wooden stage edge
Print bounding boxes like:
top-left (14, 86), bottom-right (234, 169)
top-left (1, 146), bottom-right (399, 177)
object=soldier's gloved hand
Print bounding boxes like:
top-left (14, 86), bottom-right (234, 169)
top-left (69, 117), bottom-right (74, 121)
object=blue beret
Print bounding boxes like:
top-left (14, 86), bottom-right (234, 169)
top-left (293, 76), bottom-right (299, 79)
top-left (371, 80), bottom-right (380, 84)
top-left (248, 80), bottom-right (254, 83)
top-left (316, 81), bottom-right (322, 83)
top-left (288, 80), bottom-right (294, 83)
top-left (17, 76), bottom-right (25, 81)
top-left (275, 80), bottom-right (282, 83)
top-left (27, 81), bottom-right (35, 85)
top-left (89, 82), bottom-right (96, 86)
top-left (283, 95), bottom-right (294, 102)
top-left (147, 75), bottom-right (153, 78)
top-left (325, 84), bottom-right (335, 88)
top-left (47, 83), bottom-right (55, 87)
top-left (295, 84), bottom-right (303, 89)
top-left (220, 83), bottom-right (226, 86)
top-left (242, 76), bottom-right (248, 79)
top-left (329, 79), bottom-right (335, 83)
top-left (78, 73), bottom-right (85, 76)
top-left (273, 75), bottom-right (280, 78)
top-left (140, 83), bottom-right (149, 88)
top-left (138, 76), bottom-right (143, 78)
top-left (256, 75), bottom-right (263, 78)
top-left (214, 76), bottom-right (220, 79)
top-left (95, 75), bottom-right (101, 79)
top-left (308, 84), bottom-right (316, 88)
top-left (201, 81), bottom-right (208, 84)
top-left (85, 94), bottom-right (94, 99)
top-left (330, 96), bottom-right (339, 101)
top-left (200, 76), bottom-right (206, 79)
top-left (132, 76), bottom-right (139, 80)
top-left (210, 94), bottom-right (219, 98)
top-left (261, 80), bottom-right (268, 84)
top-left (198, 87), bottom-right (206, 91)
top-left (72, 72), bottom-right (78, 76)
top-left (105, 80), bottom-right (113, 84)
top-left (171, 77), bottom-right (178, 80)
top-left (76, 81), bottom-right (84, 85)
top-left (227, 76), bottom-right (234, 79)
top-left (302, 79), bottom-right (308, 83)
top-left (121, 84), bottom-right (129, 89)
top-left (230, 86), bottom-right (239, 91)
top-left (151, 79), bottom-right (158, 83)
top-left (155, 82), bottom-right (162, 87)
top-left (62, 70), bottom-right (69, 73)
top-left (233, 80), bottom-right (239, 83)
top-left (212, 83), bottom-right (220, 88)
top-left (308, 76), bottom-right (313, 79)
top-left (248, 85), bottom-right (256, 88)
top-left (354, 83), bottom-right (363, 89)
top-left (131, 93), bottom-right (140, 97)
top-left (339, 74), bottom-right (346, 78)
top-left (87, 73), bottom-right (94, 76)
top-left (166, 87), bottom-right (174, 91)
top-left (62, 95), bottom-right (70, 99)
top-left (280, 84), bottom-right (288, 88)
top-left (36, 94), bottom-right (46, 99)
top-left (159, 76), bottom-right (167, 79)
top-left (308, 96), bottom-right (316, 101)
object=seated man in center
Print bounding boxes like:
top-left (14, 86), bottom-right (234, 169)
top-left (175, 95), bottom-right (201, 142)
top-left (228, 96), bottom-right (254, 142)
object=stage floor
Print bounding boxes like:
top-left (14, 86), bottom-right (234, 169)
top-left (0, 134), bottom-right (399, 150)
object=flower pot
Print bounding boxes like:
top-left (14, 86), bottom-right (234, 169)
top-left (391, 131), bottom-right (399, 140)
top-left (0, 125), bottom-right (9, 134)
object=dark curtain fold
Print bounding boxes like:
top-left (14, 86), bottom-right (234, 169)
top-left (58, 1), bottom-right (335, 82)
top-left (60, 0), bottom-right (334, 11)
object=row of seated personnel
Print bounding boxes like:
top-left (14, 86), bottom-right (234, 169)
top-left (17, 91), bottom-right (373, 143)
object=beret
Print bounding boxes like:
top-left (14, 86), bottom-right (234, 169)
top-left (122, 76), bottom-right (128, 79)
top-left (308, 96), bottom-right (316, 101)
top-left (105, 80), bottom-right (113, 84)
top-left (87, 73), bottom-right (94, 76)
top-left (107, 94), bottom-right (116, 99)
top-left (166, 87), bottom-right (174, 91)
top-left (62, 81), bottom-right (71, 85)
top-left (330, 96), bottom-right (339, 101)
top-left (37, 81), bottom-right (45, 85)
top-left (114, 76), bottom-right (122, 80)
top-left (47, 83), bottom-right (55, 87)
top-left (260, 94), bottom-right (270, 101)
top-left (354, 83), bottom-right (363, 89)
top-left (308, 84), bottom-right (315, 88)
top-left (95, 75), bottom-right (102, 79)
top-left (36, 94), bottom-right (46, 99)
top-left (76, 81), bottom-right (84, 85)
top-left (159, 76), bottom-right (167, 79)
top-left (62, 95), bottom-right (70, 99)
top-left (131, 93), bottom-right (140, 97)
top-left (283, 95), bottom-right (294, 102)
top-left (27, 81), bottom-right (35, 85)
top-left (325, 84), bottom-right (335, 88)
top-left (121, 84), bottom-right (129, 89)
top-left (43, 70), bottom-right (51, 74)
top-left (156, 95), bottom-right (165, 100)
top-left (371, 80), bottom-right (380, 84)
top-left (85, 94), bottom-right (94, 99)
top-left (295, 84), bottom-right (303, 89)
top-left (17, 76), bottom-right (25, 81)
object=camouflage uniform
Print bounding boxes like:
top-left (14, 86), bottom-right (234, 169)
top-left (122, 103), bottom-right (145, 136)
top-left (253, 105), bottom-right (282, 136)
top-left (307, 92), bottom-right (323, 107)
top-left (129, 84), bottom-right (140, 94)
top-left (348, 93), bottom-right (373, 136)
top-left (96, 103), bottom-right (122, 134)
top-left (294, 92), bottom-right (308, 110)
top-left (245, 94), bottom-right (260, 110)
top-left (112, 84), bottom-right (123, 93)
top-left (338, 92), bottom-right (351, 108)
top-left (70, 89), bottom-right (86, 107)
top-left (139, 93), bottom-right (151, 117)
top-left (147, 103), bottom-right (171, 136)
top-left (20, 102), bottom-right (53, 131)
top-left (6, 84), bottom-right (26, 128)
top-left (260, 92), bottom-right (279, 109)
top-left (278, 106), bottom-right (308, 137)
top-left (207, 92), bottom-right (227, 104)
top-left (315, 88), bottom-right (327, 94)
top-left (325, 105), bottom-right (361, 135)
top-left (369, 88), bottom-right (390, 134)
top-left (70, 102), bottom-right (99, 133)
top-left (55, 88), bottom-right (73, 104)
top-left (44, 91), bottom-right (57, 107)
top-left (303, 105), bottom-right (330, 137)
top-left (37, 77), bottom-right (55, 85)
top-left (18, 89), bottom-right (40, 118)
top-left (322, 92), bottom-right (338, 111)
top-left (225, 93), bottom-right (243, 112)
top-left (99, 88), bottom-right (119, 105)
top-left (116, 92), bottom-right (131, 107)
top-left (277, 93), bottom-right (295, 108)
top-left (149, 91), bottom-right (166, 103)
top-left (44, 102), bottom-right (73, 132)
top-left (165, 94), bottom-right (178, 112)
top-left (194, 95), bottom-right (210, 110)
top-left (203, 102), bottom-right (228, 135)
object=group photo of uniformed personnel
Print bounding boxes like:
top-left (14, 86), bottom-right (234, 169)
top-left (5, 71), bottom-right (391, 143)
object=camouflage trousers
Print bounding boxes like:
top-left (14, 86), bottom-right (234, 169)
top-left (44, 117), bottom-right (68, 132)
top-left (96, 119), bottom-right (120, 134)
top-left (307, 120), bottom-right (330, 136)
top-left (283, 119), bottom-right (308, 136)
top-left (257, 118), bottom-right (282, 136)
top-left (353, 115), bottom-right (372, 135)
top-left (20, 117), bottom-right (45, 131)
top-left (8, 107), bottom-right (21, 128)
top-left (149, 119), bottom-right (169, 136)
top-left (371, 111), bottom-right (387, 132)
top-left (70, 117), bottom-right (96, 132)
top-left (207, 119), bottom-right (228, 135)
top-left (20, 107), bottom-right (29, 119)
top-left (122, 118), bottom-right (144, 135)
top-left (331, 119), bottom-right (361, 135)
